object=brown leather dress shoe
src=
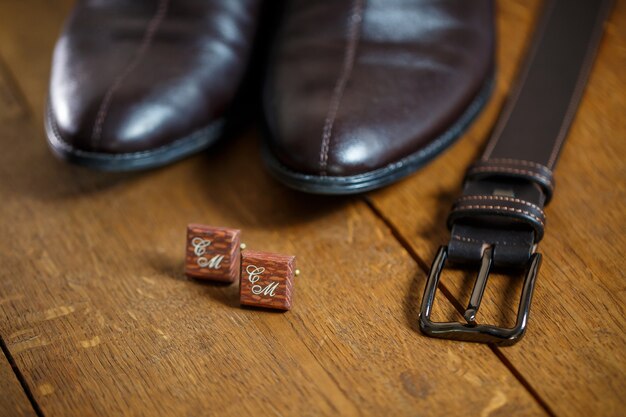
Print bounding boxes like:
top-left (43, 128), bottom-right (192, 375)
top-left (46, 0), bottom-right (261, 171)
top-left (262, 0), bottom-right (495, 194)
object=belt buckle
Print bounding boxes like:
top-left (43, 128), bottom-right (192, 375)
top-left (419, 245), bottom-right (542, 346)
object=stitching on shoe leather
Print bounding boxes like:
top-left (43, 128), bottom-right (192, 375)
top-left (90, 0), bottom-right (169, 148)
top-left (266, 76), bottom-right (494, 185)
top-left (318, 0), bottom-right (364, 176)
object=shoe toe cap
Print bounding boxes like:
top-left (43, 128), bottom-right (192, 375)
top-left (265, 63), bottom-right (492, 178)
top-left (264, 1), bottom-right (494, 179)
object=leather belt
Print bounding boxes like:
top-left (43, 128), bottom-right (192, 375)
top-left (419, 0), bottom-right (613, 345)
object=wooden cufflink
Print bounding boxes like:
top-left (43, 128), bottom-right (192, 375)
top-left (185, 224), bottom-right (242, 283)
top-left (240, 249), bottom-right (298, 311)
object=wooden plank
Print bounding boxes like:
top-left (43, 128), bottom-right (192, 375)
top-left (0, 351), bottom-right (37, 417)
top-left (0, 0), bottom-right (72, 118)
top-left (369, 1), bottom-right (626, 416)
top-left (0, 1), bottom-right (547, 416)
top-left (0, 122), bottom-right (547, 417)
top-left (0, 57), bottom-right (27, 120)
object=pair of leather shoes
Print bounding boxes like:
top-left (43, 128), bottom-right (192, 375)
top-left (46, 0), bottom-right (494, 194)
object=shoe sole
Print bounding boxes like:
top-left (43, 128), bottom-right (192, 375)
top-left (44, 102), bottom-right (224, 172)
top-left (262, 76), bottom-right (494, 195)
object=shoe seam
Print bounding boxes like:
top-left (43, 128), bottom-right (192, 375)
top-left (266, 75), bottom-right (494, 185)
top-left (318, 0), bottom-right (364, 176)
top-left (90, 0), bottom-right (169, 149)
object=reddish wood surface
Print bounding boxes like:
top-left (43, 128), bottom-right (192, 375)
top-left (240, 249), bottom-right (296, 311)
top-left (185, 224), bottom-right (241, 283)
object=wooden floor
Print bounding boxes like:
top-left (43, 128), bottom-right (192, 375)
top-left (1, 1), bottom-right (624, 416)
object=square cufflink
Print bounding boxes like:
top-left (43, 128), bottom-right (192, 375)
top-left (239, 249), bottom-right (296, 311)
top-left (185, 224), bottom-right (241, 283)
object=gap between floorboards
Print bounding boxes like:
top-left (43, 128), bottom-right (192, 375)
top-left (0, 335), bottom-right (46, 417)
top-left (362, 196), bottom-right (558, 417)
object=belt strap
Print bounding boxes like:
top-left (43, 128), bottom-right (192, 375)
top-left (419, 0), bottom-right (613, 345)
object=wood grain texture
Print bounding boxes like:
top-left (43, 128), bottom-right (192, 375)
top-left (0, 132), bottom-right (545, 416)
top-left (0, 352), bottom-right (37, 417)
top-left (240, 249), bottom-right (295, 311)
top-left (0, 0), bottom-right (622, 416)
top-left (0, 2), bottom-right (547, 416)
top-left (0, 57), bottom-right (27, 121)
top-left (185, 224), bottom-right (241, 282)
top-left (369, 1), bottom-right (626, 416)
